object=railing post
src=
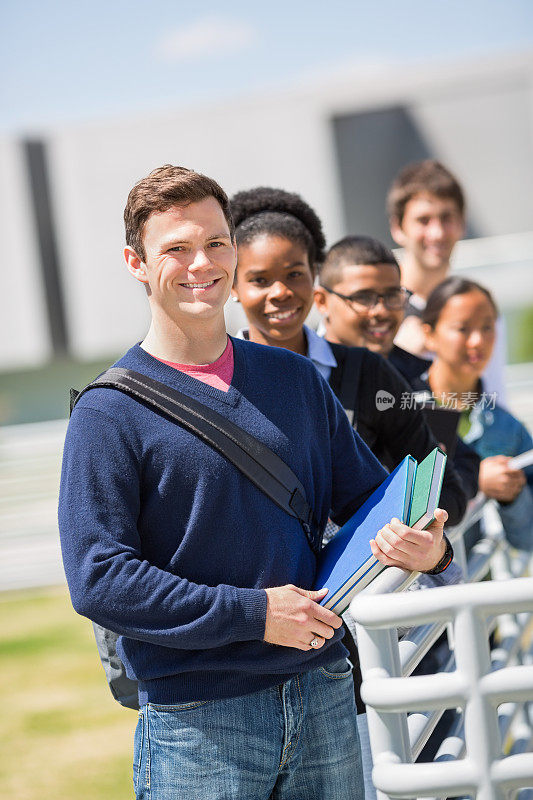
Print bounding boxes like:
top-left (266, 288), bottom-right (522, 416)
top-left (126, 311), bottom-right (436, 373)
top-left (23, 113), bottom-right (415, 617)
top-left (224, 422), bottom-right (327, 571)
top-left (356, 623), bottom-right (412, 799)
top-left (350, 494), bottom-right (533, 800)
top-left (447, 604), bottom-right (505, 800)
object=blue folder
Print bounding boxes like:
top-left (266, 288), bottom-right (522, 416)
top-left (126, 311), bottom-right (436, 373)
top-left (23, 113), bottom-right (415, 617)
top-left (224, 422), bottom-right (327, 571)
top-left (315, 455), bottom-right (417, 613)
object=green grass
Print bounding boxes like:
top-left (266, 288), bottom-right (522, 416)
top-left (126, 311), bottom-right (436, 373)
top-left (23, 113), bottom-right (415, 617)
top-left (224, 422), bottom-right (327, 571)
top-left (0, 356), bottom-right (118, 426)
top-left (0, 587), bottom-right (135, 799)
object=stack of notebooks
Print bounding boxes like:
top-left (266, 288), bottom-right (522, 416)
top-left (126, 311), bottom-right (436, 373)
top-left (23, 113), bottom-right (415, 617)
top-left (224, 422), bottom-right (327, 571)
top-left (315, 447), bottom-right (447, 614)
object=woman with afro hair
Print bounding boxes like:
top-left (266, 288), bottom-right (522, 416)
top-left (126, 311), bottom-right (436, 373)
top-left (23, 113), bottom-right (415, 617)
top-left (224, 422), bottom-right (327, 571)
top-left (230, 186), bottom-right (469, 800)
top-left (230, 186), bottom-right (468, 518)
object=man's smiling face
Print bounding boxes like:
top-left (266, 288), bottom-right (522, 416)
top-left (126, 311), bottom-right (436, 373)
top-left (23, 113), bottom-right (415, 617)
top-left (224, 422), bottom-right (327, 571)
top-left (127, 197), bottom-right (237, 327)
top-left (316, 263), bottom-right (405, 356)
top-left (391, 192), bottom-right (464, 272)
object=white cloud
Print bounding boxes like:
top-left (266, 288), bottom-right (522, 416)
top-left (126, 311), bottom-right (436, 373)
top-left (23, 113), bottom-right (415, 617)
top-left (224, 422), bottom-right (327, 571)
top-left (156, 16), bottom-right (256, 63)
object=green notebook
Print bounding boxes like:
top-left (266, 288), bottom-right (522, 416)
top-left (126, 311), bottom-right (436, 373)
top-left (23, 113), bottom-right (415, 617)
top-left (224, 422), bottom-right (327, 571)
top-left (408, 447), bottom-right (447, 530)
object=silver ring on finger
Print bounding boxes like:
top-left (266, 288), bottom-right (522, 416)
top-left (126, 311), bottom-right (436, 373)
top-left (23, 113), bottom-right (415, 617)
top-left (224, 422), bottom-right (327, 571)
top-left (310, 638), bottom-right (320, 648)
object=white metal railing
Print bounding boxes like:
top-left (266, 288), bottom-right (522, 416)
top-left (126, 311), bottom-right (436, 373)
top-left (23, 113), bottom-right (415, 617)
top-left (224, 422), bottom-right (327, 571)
top-left (350, 496), bottom-right (533, 800)
top-left (0, 418), bottom-right (67, 591)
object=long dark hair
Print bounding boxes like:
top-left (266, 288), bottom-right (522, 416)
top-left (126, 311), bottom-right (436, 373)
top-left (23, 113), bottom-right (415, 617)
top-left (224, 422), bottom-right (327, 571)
top-left (422, 277), bottom-right (498, 329)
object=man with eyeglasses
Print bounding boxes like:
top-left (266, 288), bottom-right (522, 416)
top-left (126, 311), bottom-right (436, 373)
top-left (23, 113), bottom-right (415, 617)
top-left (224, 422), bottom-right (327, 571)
top-left (313, 234), bottom-right (479, 502)
top-left (313, 235), bottom-right (427, 381)
top-left (312, 235), bottom-right (476, 800)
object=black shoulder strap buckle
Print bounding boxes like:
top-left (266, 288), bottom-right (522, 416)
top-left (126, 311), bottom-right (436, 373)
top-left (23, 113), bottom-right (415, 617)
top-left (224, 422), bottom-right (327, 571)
top-left (69, 387), bottom-right (80, 415)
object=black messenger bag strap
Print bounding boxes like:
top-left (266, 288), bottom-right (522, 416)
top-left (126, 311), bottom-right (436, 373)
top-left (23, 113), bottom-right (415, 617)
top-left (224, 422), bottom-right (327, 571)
top-left (71, 366), bottom-right (319, 553)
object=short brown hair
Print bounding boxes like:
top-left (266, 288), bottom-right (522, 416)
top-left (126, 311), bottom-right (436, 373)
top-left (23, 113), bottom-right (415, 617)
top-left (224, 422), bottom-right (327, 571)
top-left (387, 160), bottom-right (465, 225)
top-left (124, 164), bottom-right (235, 260)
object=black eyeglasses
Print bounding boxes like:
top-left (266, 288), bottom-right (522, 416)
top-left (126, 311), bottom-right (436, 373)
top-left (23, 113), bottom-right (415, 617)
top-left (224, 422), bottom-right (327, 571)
top-left (320, 285), bottom-right (412, 311)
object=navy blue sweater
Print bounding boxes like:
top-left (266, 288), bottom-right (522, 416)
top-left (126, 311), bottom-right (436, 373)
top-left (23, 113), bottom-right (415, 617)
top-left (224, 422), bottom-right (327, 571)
top-left (58, 338), bottom-right (386, 705)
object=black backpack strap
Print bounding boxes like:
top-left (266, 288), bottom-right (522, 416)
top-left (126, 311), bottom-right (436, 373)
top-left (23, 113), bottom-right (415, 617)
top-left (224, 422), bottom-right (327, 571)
top-left (71, 367), bottom-right (320, 553)
top-left (327, 343), bottom-right (365, 428)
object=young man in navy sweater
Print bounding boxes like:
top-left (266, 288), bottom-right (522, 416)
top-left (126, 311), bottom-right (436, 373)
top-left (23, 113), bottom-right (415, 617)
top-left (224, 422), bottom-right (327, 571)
top-left (58, 165), bottom-right (449, 800)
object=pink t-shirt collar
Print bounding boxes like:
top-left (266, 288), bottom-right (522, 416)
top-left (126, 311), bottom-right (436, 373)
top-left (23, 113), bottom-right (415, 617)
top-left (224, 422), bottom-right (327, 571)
top-left (155, 337), bottom-right (234, 393)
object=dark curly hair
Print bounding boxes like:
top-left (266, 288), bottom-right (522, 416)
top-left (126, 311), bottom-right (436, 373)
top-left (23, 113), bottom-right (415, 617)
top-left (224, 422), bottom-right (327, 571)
top-left (230, 187), bottom-right (326, 272)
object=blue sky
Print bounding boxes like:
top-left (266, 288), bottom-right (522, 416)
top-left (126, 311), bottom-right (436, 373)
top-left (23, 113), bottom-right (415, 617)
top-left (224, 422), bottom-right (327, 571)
top-left (2, 0), bottom-right (533, 133)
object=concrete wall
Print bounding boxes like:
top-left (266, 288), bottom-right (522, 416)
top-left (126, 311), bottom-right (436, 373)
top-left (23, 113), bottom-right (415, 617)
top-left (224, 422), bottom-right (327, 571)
top-left (2, 52), bottom-right (532, 368)
top-left (0, 138), bottom-right (51, 368)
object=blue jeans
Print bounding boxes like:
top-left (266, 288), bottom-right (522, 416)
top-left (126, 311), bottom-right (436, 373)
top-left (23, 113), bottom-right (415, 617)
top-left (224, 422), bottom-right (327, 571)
top-left (357, 712), bottom-right (377, 800)
top-left (133, 657), bottom-right (364, 800)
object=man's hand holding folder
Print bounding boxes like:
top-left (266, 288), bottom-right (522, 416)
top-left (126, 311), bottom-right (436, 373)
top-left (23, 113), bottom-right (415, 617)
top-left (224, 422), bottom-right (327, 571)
top-left (315, 448), bottom-right (450, 614)
top-left (263, 585), bottom-right (343, 651)
top-left (370, 507), bottom-right (448, 572)
top-left (264, 449), bottom-right (451, 650)
top-left (262, 508), bottom-right (448, 652)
